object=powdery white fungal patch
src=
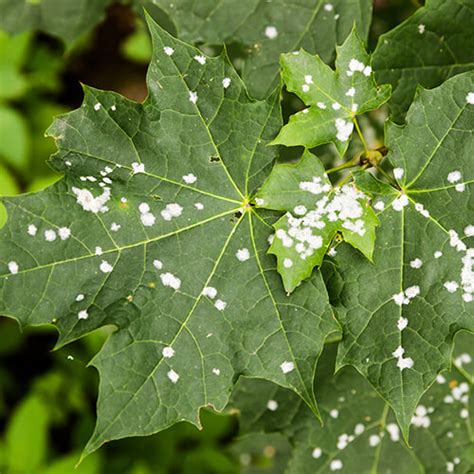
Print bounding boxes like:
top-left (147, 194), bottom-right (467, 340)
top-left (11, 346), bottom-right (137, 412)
top-left (410, 258), bottom-right (422, 269)
top-left (448, 230), bottom-right (466, 252)
top-left (391, 193), bottom-right (408, 211)
top-left (386, 423), bottom-right (400, 441)
top-left (369, 434), bottom-right (380, 447)
top-left (214, 299), bottom-right (227, 311)
top-left (392, 345), bottom-right (414, 371)
top-left (141, 213), bottom-right (156, 227)
top-left (163, 46), bottom-right (174, 56)
top-left (78, 310), bottom-right (88, 320)
top-left (447, 171), bottom-right (462, 183)
top-left (345, 87), bottom-right (355, 97)
top-left (167, 369), bottom-right (179, 383)
top-left (182, 173), bottom-right (197, 184)
top-left (312, 447), bottom-right (322, 459)
top-left (160, 272), bottom-right (181, 290)
top-left (265, 25), bottom-right (278, 39)
top-left (461, 248), bottom-right (473, 302)
top-left (111, 105), bottom-right (116, 111)
top-left (393, 168), bottom-right (404, 180)
top-left (212, 368), bottom-right (220, 375)
top-left (76, 294), bottom-right (85, 302)
top-left (110, 223), bottom-right (121, 232)
top-left (95, 246), bottom-right (103, 256)
top-left (363, 66), bottom-right (372, 76)
top-left (418, 24), bottom-right (425, 34)
top-left (335, 118), bottom-right (353, 141)
top-left (412, 405), bottom-right (431, 428)
top-left (283, 258), bottom-right (293, 268)
top-left (464, 225), bottom-right (474, 237)
top-left (188, 90), bottom-right (198, 104)
top-left (222, 77), bottom-right (231, 89)
top-left (454, 353), bottom-right (472, 367)
top-left (162, 346), bottom-right (175, 358)
top-left (348, 58), bottom-right (364, 73)
top-left (100, 261), bottom-right (113, 273)
top-left (397, 317), bottom-right (408, 331)
top-left (72, 187), bottom-right (111, 213)
top-left (236, 248), bottom-right (250, 262)
top-left (58, 227), bottom-right (71, 240)
top-left (153, 259), bottom-right (163, 270)
top-left (332, 102), bottom-right (341, 110)
top-left (444, 281), bottom-right (458, 293)
top-left (44, 229), bottom-right (57, 242)
top-left (302, 84), bottom-right (310, 92)
top-left (324, 2), bottom-right (333, 11)
top-left (27, 224), bottom-right (37, 236)
top-left (194, 202), bottom-right (204, 210)
top-left (304, 75), bottom-right (313, 84)
top-left (194, 54), bottom-right (206, 65)
top-left (255, 198), bottom-right (265, 205)
top-left (414, 202), bottom-right (430, 218)
top-left (8, 261), bottom-right (19, 275)
top-left (299, 176), bottom-right (331, 195)
top-left (330, 459), bottom-right (343, 471)
top-left (161, 203), bottom-right (183, 221)
top-left (373, 201), bottom-right (385, 211)
top-left (280, 360), bottom-right (295, 374)
top-left (267, 400), bottom-right (278, 411)
top-left (203, 286), bottom-right (217, 298)
top-left (456, 183), bottom-right (465, 192)
top-left (436, 374), bottom-right (446, 384)
top-left (317, 102), bottom-right (327, 109)
top-left (354, 423), bottom-right (364, 435)
top-left (94, 103), bottom-right (101, 111)
top-left (329, 409), bottom-right (339, 419)
top-left (434, 251), bottom-right (443, 258)
top-left (466, 92), bottom-right (474, 104)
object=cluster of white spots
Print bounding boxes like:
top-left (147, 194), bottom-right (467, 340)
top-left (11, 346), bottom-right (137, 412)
top-left (335, 118), bottom-right (354, 142)
top-left (330, 459), bottom-right (343, 471)
top-left (336, 432), bottom-right (354, 450)
top-left (100, 260), bottom-right (113, 273)
top-left (345, 87), bottom-right (355, 97)
top-left (276, 185), bottom-right (368, 260)
top-left (414, 202), bottom-right (430, 218)
top-left (447, 458), bottom-right (462, 473)
top-left (202, 286), bottom-right (217, 298)
top-left (161, 203), bottom-right (183, 221)
top-left (449, 229), bottom-right (466, 252)
top-left (78, 310), bottom-right (88, 320)
top-left (163, 46), bottom-right (174, 56)
top-left (392, 193), bottom-right (408, 211)
top-left (392, 345), bottom-right (414, 371)
top-left (181, 173), bottom-right (198, 185)
top-left (351, 103), bottom-right (358, 112)
top-left (329, 409), bottom-right (339, 419)
top-left (444, 380), bottom-right (469, 405)
top-left (410, 258), bottom-right (423, 269)
top-left (267, 400), bottom-right (278, 411)
top-left (153, 259), bottom-right (163, 270)
top-left (80, 176), bottom-right (97, 183)
top-left (448, 171), bottom-right (461, 183)
top-left (236, 248), bottom-right (250, 262)
top-left (347, 58), bottom-right (372, 77)
top-left (369, 434), bottom-right (381, 447)
top-left (293, 205), bottom-right (306, 215)
top-left (222, 77), bottom-right (231, 89)
top-left (332, 102), bottom-right (341, 110)
top-left (317, 102), bottom-right (327, 109)
top-left (139, 202), bottom-right (156, 227)
top-left (58, 227), bottom-right (71, 240)
top-left (461, 248), bottom-right (474, 302)
top-left (311, 447), bottom-right (322, 459)
top-left (466, 92), bottom-right (474, 104)
top-left (397, 317), bottom-right (408, 331)
top-left (8, 261), bottom-right (19, 275)
top-left (305, 75), bottom-right (313, 84)
top-left (94, 103), bottom-right (101, 111)
top-left (280, 360), bottom-right (295, 374)
top-left (393, 168), bottom-right (404, 180)
top-left (27, 224), bottom-right (37, 236)
top-left (418, 24), bottom-right (425, 34)
top-left (324, 3), bottom-right (333, 11)
top-left (110, 222), bottom-right (121, 232)
top-left (386, 423), bottom-right (400, 442)
top-left (373, 200), bottom-right (385, 211)
top-left (162, 346), bottom-right (175, 358)
top-left (212, 368), bottom-right (220, 375)
top-left (214, 299), bottom-right (227, 311)
top-left (188, 90), bottom-right (198, 104)
top-left (283, 258), bottom-right (293, 268)
top-left (44, 229), bottom-right (57, 242)
top-left (411, 405), bottom-right (431, 428)
top-left (72, 186), bottom-right (111, 213)
top-left (392, 285), bottom-right (420, 306)
top-left (167, 369), bottom-right (179, 383)
top-left (76, 294), bottom-right (85, 302)
top-left (160, 272), bottom-right (181, 290)
top-left (194, 54), bottom-right (206, 65)
top-left (444, 281), bottom-right (458, 293)
top-left (95, 246), bottom-right (103, 256)
top-left (132, 162), bottom-right (145, 174)
top-left (265, 25), bottom-right (278, 39)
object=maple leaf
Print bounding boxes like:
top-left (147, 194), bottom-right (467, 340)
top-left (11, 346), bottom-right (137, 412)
top-left (0, 17), bottom-right (340, 455)
top-left (255, 150), bottom-right (378, 293)
top-left (272, 28), bottom-right (391, 156)
top-left (325, 71), bottom-right (474, 439)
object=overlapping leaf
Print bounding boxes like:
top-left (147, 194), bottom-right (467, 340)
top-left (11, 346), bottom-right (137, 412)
top-left (272, 29), bottom-right (391, 156)
top-left (0, 17), bottom-right (341, 456)
top-left (323, 72), bottom-right (474, 438)
top-left (373, 0), bottom-right (474, 121)
top-left (255, 150), bottom-right (378, 293)
top-left (231, 331), bottom-right (474, 473)
top-left (148, 0), bottom-right (373, 99)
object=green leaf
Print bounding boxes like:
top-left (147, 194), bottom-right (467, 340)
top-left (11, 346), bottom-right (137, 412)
top-left (373, 0), bottom-right (474, 121)
top-left (232, 332), bottom-right (474, 473)
top-left (326, 71), bottom-right (474, 439)
top-left (0, 0), bottom-right (112, 45)
top-left (273, 28), bottom-right (391, 156)
top-left (0, 105), bottom-right (30, 172)
top-left (0, 17), bottom-right (340, 456)
top-left (255, 150), bottom-right (378, 293)
top-left (5, 395), bottom-right (50, 472)
top-left (149, 0), bottom-right (373, 99)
